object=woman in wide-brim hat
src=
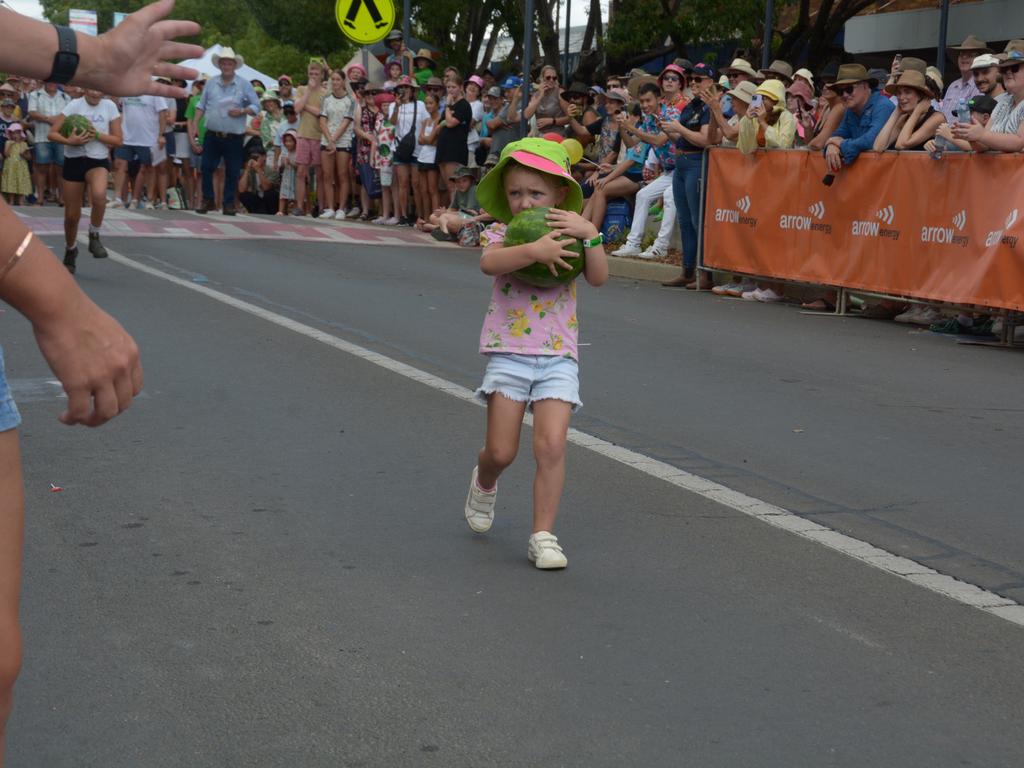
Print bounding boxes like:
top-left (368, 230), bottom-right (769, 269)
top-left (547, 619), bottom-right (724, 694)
top-left (873, 70), bottom-right (946, 151)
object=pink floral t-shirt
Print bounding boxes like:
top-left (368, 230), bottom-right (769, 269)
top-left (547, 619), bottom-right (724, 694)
top-left (478, 223), bottom-right (580, 360)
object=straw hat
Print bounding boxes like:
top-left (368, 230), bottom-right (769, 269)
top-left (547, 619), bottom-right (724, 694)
top-left (759, 59), bottom-right (794, 84)
top-left (949, 35), bottom-right (991, 54)
top-left (627, 74), bottom-right (658, 100)
top-left (832, 63), bottom-right (877, 87)
top-left (722, 58), bottom-right (758, 79)
top-left (212, 47), bottom-right (245, 69)
top-left (998, 50), bottom-right (1024, 69)
top-left (413, 49), bottom-right (434, 66)
top-left (883, 70), bottom-right (932, 99)
top-left (727, 80), bottom-right (758, 105)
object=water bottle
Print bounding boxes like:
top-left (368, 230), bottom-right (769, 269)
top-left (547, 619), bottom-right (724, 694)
top-left (930, 135), bottom-right (955, 160)
top-left (957, 98), bottom-right (971, 125)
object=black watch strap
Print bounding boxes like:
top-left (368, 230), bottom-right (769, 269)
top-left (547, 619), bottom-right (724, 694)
top-left (49, 25), bottom-right (80, 85)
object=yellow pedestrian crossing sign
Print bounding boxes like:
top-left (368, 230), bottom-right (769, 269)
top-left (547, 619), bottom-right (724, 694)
top-left (335, 0), bottom-right (396, 45)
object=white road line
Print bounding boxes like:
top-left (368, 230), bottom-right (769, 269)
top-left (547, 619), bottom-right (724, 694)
top-left (103, 246), bottom-right (1024, 628)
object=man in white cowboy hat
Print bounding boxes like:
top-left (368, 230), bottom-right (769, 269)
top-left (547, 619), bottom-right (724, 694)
top-left (971, 53), bottom-right (1004, 100)
top-left (192, 46), bottom-right (260, 215)
top-left (941, 35), bottom-right (989, 122)
top-left (822, 63), bottom-right (894, 172)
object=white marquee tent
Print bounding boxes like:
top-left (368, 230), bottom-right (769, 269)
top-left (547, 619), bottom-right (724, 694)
top-left (176, 44), bottom-right (276, 86)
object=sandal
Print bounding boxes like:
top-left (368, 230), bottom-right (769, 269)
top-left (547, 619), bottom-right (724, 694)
top-left (801, 299), bottom-right (836, 312)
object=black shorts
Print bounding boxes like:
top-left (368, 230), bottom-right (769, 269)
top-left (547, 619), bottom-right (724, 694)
top-left (417, 161), bottom-right (438, 171)
top-left (62, 156), bottom-right (111, 183)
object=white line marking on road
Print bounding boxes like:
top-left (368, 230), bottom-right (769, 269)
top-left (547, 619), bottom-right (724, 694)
top-left (104, 246), bottom-right (1024, 629)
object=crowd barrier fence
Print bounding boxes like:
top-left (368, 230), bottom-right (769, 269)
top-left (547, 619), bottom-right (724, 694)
top-left (698, 148), bottom-right (1024, 313)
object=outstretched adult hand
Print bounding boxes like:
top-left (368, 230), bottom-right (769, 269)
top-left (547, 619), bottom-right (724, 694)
top-left (79, 0), bottom-right (203, 99)
top-left (33, 293), bottom-right (143, 427)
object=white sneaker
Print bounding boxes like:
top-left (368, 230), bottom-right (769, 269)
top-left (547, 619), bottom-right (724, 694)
top-left (611, 243), bottom-right (641, 257)
top-left (712, 281), bottom-right (740, 296)
top-left (916, 307), bottom-right (942, 325)
top-left (334, 209), bottom-right (348, 220)
top-left (638, 244), bottom-right (665, 260)
top-left (464, 466), bottom-right (496, 533)
top-left (319, 209), bottom-right (335, 219)
top-left (992, 318), bottom-right (1004, 336)
top-left (384, 216), bottom-right (400, 225)
top-left (143, 200), bottom-right (155, 210)
top-left (371, 216), bottom-right (386, 224)
top-left (756, 288), bottom-right (783, 302)
top-left (110, 198), bottom-right (124, 209)
top-left (741, 288), bottom-right (762, 301)
top-left (527, 531), bottom-right (567, 569)
top-left (348, 206), bottom-right (361, 219)
top-left (894, 306), bottom-right (921, 323)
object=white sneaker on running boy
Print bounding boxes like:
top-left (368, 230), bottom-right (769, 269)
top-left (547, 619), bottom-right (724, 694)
top-left (464, 466), bottom-right (496, 533)
top-left (527, 531), bottom-right (567, 569)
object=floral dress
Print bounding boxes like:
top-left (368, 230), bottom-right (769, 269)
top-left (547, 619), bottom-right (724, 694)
top-left (477, 223), bottom-right (580, 360)
top-left (1, 141), bottom-right (31, 196)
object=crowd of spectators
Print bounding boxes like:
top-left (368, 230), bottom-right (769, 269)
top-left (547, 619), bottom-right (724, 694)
top-left (1, 29), bottom-right (1022, 327)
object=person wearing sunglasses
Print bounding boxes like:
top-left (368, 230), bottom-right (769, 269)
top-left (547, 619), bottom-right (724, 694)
top-left (952, 50), bottom-right (1024, 152)
top-left (822, 64), bottom-right (894, 174)
top-left (523, 65), bottom-right (568, 133)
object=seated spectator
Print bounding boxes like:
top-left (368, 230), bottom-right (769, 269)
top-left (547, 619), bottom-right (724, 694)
top-left (941, 35), bottom-right (989, 122)
top-left (873, 71), bottom-right (945, 151)
top-left (612, 81), bottom-right (680, 261)
top-left (590, 85), bottom-right (607, 118)
top-left (421, 166), bottom-right (483, 240)
top-left (563, 82), bottom-right (601, 147)
top-left (785, 80), bottom-right (817, 144)
top-left (581, 88), bottom-right (646, 231)
top-left (807, 63), bottom-right (844, 151)
top-left (658, 63), bottom-right (688, 111)
top-left (953, 50), bottom-right (1024, 152)
top-left (583, 86), bottom-right (627, 171)
top-left (238, 145), bottom-right (280, 214)
top-left (823, 64), bottom-right (895, 174)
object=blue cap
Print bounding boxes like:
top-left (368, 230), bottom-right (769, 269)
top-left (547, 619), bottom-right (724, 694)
top-left (500, 75), bottom-right (523, 89)
top-left (692, 63), bottom-right (716, 79)
top-left (589, 85), bottom-right (606, 95)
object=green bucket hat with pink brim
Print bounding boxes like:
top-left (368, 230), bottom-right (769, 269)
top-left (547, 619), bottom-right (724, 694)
top-left (476, 137), bottom-right (584, 224)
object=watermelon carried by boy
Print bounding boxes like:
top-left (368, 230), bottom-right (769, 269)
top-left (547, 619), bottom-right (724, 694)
top-left (60, 114), bottom-right (93, 138)
top-left (507, 207), bottom-right (585, 288)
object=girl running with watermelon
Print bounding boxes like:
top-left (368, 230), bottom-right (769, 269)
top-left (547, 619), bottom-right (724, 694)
top-left (465, 137), bottom-right (609, 569)
top-left (48, 90), bottom-right (123, 274)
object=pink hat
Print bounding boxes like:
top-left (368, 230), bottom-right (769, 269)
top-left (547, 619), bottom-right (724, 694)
top-left (7, 122), bottom-right (24, 133)
top-left (785, 79), bottom-right (814, 107)
top-left (346, 64), bottom-right (367, 79)
top-left (658, 63), bottom-right (687, 82)
top-left (395, 75), bottom-right (416, 89)
top-left (467, 75), bottom-right (485, 89)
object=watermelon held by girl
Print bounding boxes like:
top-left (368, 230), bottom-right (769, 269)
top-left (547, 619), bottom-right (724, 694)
top-left (507, 206), bottom-right (585, 288)
top-left (60, 114), bottom-right (93, 138)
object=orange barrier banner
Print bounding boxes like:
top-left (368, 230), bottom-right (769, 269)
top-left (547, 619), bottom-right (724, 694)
top-left (702, 148), bottom-right (1024, 310)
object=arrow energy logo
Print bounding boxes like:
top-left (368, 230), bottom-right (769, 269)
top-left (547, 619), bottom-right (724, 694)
top-left (852, 204), bottom-right (900, 241)
top-left (714, 195), bottom-right (757, 228)
top-left (778, 200), bottom-right (831, 234)
top-left (985, 208), bottom-right (1019, 249)
top-left (921, 208), bottom-right (969, 247)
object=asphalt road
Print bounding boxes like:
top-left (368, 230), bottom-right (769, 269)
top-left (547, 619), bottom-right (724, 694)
top-left (3, 210), bottom-right (1023, 766)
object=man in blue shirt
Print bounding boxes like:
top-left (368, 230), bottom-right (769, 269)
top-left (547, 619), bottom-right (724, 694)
top-left (823, 63), bottom-right (895, 172)
top-left (192, 47), bottom-right (259, 215)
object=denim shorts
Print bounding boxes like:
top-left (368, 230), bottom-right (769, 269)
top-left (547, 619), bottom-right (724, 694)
top-left (475, 353), bottom-right (581, 412)
top-left (0, 347), bottom-right (22, 433)
top-left (34, 141), bottom-right (64, 165)
top-left (114, 144), bottom-right (153, 165)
